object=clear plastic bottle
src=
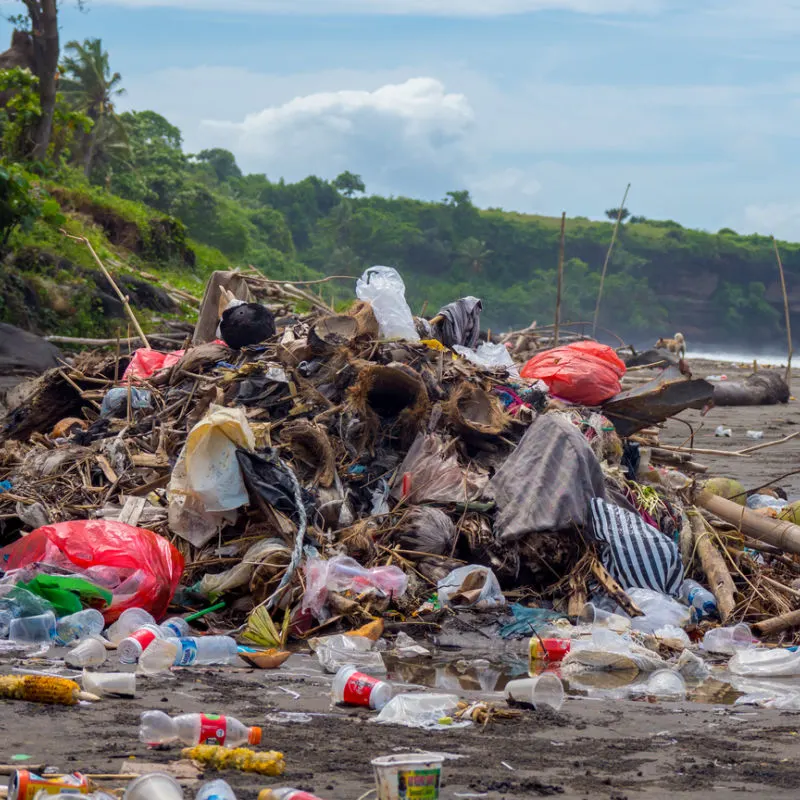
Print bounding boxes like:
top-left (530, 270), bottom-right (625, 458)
top-left (55, 608), bottom-right (106, 646)
top-left (139, 710), bottom-right (262, 747)
top-left (168, 636), bottom-right (240, 667)
top-left (106, 608), bottom-right (156, 645)
top-left (160, 617), bottom-right (191, 638)
top-left (679, 580), bottom-right (718, 619)
top-left (197, 779), bottom-right (237, 800)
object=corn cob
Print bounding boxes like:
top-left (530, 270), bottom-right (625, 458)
top-left (182, 744), bottom-right (285, 776)
top-left (0, 674), bottom-right (84, 705)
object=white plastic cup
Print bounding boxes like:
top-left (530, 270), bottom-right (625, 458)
top-left (505, 674), bottom-right (565, 711)
top-left (701, 623), bottom-right (754, 655)
top-left (119, 625), bottom-right (164, 664)
top-left (106, 608), bottom-right (156, 645)
top-left (645, 670), bottom-right (686, 699)
top-left (332, 665), bottom-right (392, 710)
top-left (9, 611), bottom-right (56, 644)
top-left (372, 753), bottom-right (444, 800)
top-left (65, 635), bottom-right (107, 668)
top-left (579, 602), bottom-right (631, 634)
top-left (83, 670), bottom-right (136, 698)
top-left (123, 772), bottom-right (184, 800)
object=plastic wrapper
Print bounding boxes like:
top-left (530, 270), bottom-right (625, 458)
top-left (312, 633), bottom-right (386, 674)
top-left (617, 588), bottom-right (691, 634)
top-left (123, 348), bottom-right (185, 381)
top-left (355, 266), bottom-right (419, 342)
top-left (100, 387), bottom-right (152, 418)
top-left (374, 692), bottom-right (464, 730)
top-left (563, 629), bottom-right (668, 673)
top-left (0, 520), bottom-right (184, 623)
top-left (520, 341), bottom-right (626, 405)
top-left (675, 648), bottom-right (710, 680)
top-left (728, 647), bottom-right (800, 677)
top-left (437, 565), bottom-right (505, 610)
top-left (200, 539), bottom-right (290, 600)
top-left (453, 342), bottom-right (520, 378)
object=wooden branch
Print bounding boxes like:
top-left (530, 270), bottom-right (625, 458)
top-left (590, 558), bottom-right (643, 617)
top-left (773, 236), bottom-right (794, 391)
top-left (679, 515), bottom-right (695, 570)
top-left (689, 511), bottom-right (736, 623)
top-left (753, 608), bottom-right (800, 638)
top-left (593, 182), bottom-right (630, 337)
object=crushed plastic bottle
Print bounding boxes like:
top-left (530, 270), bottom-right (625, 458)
top-left (55, 609), bottom-right (105, 646)
top-left (139, 710), bottom-right (262, 747)
top-left (105, 608), bottom-right (156, 645)
top-left (679, 579), bottom-right (718, 620)
top-left (197, 779), bottom-right (237, 800)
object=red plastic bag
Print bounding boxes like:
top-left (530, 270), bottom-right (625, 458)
top-left (123, 348), bottom-right (185, 381)
top-left (0, 521), bottom-right (185, 623)
top-left (520, 342), bottom-right (626, 405)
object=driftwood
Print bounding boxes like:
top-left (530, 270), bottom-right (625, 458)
top-left (679, 515), bottom-right (695, 570)
top-left (697, 490), bottom-right (800, 556)
top-left (689, 510), bottom-right (736, 623)
top-left (712, 371), bottom-right (790, 407)
top-left (753, 608), bottom-right (800, 638)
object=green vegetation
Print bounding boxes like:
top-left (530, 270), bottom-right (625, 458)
top-left (0, 11), bottom-right (798, 347)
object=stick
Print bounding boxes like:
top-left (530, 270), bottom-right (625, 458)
top-left (689, 511), bottom-right (736, 622)
top-left (773, 236), bottom-right (793, 390)
top-left (753, 608), bottom-right (800, 637)
top-left (61, 231), bottom-right (151, 349)
top-left (679, 515), bottom-right (695, 570)
top-left (46, 335), bottom-right (183, 346)
top-left (593, 183), bottom-right (630, 337)
top-left (590, 558), bottom-right (643, 617)
top-left (554, 212), bottom-right (566, 347)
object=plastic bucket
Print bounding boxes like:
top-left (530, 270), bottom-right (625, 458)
top-left (372, 753), bottom-right (444, 800)
top-left (123, 773), bottom-right (184, 800)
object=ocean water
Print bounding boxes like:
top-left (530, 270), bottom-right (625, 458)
top-left (690, 350), bottom-right (791, 367)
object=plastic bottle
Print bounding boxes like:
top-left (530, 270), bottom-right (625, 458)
top-left (197, 779), bottom-right (237, 800)
top-left (160, 617), bottom-right (191, 638)
top-left (679, 580), bottom-right (718, 619)
top-left (139, 710), bottom-right (262, 747)
top-left (105, 608), bottom-right (156, 645)
top-left (118, 625), bottom-right (164, 664)
top-left (55, 608), bottom-right (105, 646)
top-left (168, 636), bottom-right (240, 666)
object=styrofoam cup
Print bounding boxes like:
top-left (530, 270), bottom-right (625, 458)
top-left (66, 636), bottom-right (107, 668)
top-left (123, 772), bottom-right (184, 800)
top-left (372, 753), bottom-right (443, 800)
top-left (83, 669), bottom-right (136, 698)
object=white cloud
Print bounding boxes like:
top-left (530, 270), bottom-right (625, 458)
top-left (199, 78), bottom-right (474, 196)
top-left (84, 0), bottom-right (659, 15)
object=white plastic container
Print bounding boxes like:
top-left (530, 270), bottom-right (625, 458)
top-left (65, 635), bottom-right (107, 668)
top-left (504, 674), bottom-right (565, 711)
top-left (56, 608), bottom-right (105, 646)
top-left (106, 608), bottom-right (156, 645)
top-left (83, 669), bottom-right (136, 698)
top-left (123, 772), bottom-right (184, 800)
top-left (196, 779), bottom-right (237, 800)
top-left (331, 665), bottom-right (392, 710)
top-left (118, 624), bottom-right (164, 664)
top-left (9, 611), bottom-right (56, 645)
top-left (139, 710), bottom-right (262, 747)
top-left (372, 753), bottom-right (443, 800)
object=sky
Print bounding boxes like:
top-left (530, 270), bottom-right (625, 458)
top-left (4, 0), bottom-right (800, 238)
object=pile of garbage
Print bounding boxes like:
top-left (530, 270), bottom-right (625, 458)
top-left (2, 264), bottom-right (800, 715)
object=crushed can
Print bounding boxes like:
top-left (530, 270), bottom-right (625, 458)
top-left (8, 770), bottom-right (89, 800)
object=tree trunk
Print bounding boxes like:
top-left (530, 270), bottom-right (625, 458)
top-left (26, 0), bottom-right (59, 160)
top-left (82, 118), bottom-right (97, 176)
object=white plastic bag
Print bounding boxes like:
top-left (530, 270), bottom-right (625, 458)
top-left (374, 693), bottom-right (465, 729)
top-left (437, 565), bottom-right (505, 610)
top-left (356, 266), bottom-right (419, 341)
top-left (453, 342), bottom-right (520, 378)
top-left (618, 588), bottom-right (690, 634)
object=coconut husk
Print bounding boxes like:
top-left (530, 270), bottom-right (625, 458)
top-left (308, 315), bottom-right (360, 355)
top-left (445, 383), bottom-right (508, 439)
top-left (345, 300), bottom-right (379, 338)
top-left (280, 419), bottom-right (336, 488)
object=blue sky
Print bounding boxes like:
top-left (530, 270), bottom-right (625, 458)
top-left (4, 0), bottom-right (800, 238)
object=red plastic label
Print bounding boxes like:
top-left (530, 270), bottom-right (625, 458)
top-left (199, 714), bottom-right (227, 746)
top-left (342, 671), bottom-right (380, 706)
top-left (129, 627), bottom-right (158, 650)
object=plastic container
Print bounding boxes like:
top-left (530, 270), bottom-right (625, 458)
top-left (196, 780), bottom-right (236, 800)
top-left (9, 612), bottom-right (56, 645)
top-left (55, 609), bottom-right (105, 646)
top-left (679, 580), bottom-right (718, 619)
top-left (331, 665), bottom-right (392, 710)
top-left (8, 770), bottom-right (90, 800)
top-left (83, 670), bottom-right (136, 698)
top-left (529, 637), bottom-right (571, 664)
top-left (160, 617), bottom-right (191, 638)
top-left (65, 635), bottom-right (107, 668)
top-left (169, 636), bottom-right (239, 666)
top-left (106, 608), bottom-right (156, 645)
top-left (139, 710), bottom-right (262, 747)
top-left (643, 670), bottom-right (686, 699)
top-left (123, 773), bottom-right (184, 800)
top-left (119, 625), bottom-right (164, 664)
top-left (701, 623), bottom-right (754, 655)
top-left (372, 753), bottom-right (443, 800)
top-left (505, 674), bottom-right (565, 711)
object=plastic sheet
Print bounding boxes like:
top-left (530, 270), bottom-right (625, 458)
top-left (453, 342), bottom-right (519, 378)
top-left (374, 693), bottom-right (464, 730)
top-left (437, 565), bottom-right (505, 610)
top-left (355, 266), bottom-right (419, 342)
top-left (0, 520), bottom-right (184, 622)
top-left (123, 348), bottom-right (184, 381)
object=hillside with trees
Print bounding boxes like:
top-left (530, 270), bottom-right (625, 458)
top-left (0, 7), bottom-right (798, 350)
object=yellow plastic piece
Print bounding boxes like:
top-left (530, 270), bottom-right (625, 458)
top-left (346, 619), bottom-right (384, 641)
top-left (182, 745), bottom-right (286, 776)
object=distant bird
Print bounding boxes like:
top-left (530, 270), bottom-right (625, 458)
top-left (217, 288), bottom-right (276, 349)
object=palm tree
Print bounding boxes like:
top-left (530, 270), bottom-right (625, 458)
top-left (457, 237), bottom-right (491, 274)
top-left (59, 38), bottom-right (128, 176)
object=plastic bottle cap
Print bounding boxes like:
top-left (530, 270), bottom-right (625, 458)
top-left (248, 726), bottom-right (263, 746)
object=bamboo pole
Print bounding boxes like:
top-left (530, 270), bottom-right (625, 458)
top-left (772, 236), bottom-right (793, 390)
top-left (592, 183), bottom-right (630, 337)
top-left (689, 511), bottom-right (736, 622)
top-left (61, 232), bottom-right (151, 349)
top-left (554, 212), bottom-right (566, 347)
top-left (753, 608), bottom-right (800, 637)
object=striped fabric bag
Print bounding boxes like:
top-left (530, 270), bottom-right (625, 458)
top-left (589, 497), bottom-right (684, 596)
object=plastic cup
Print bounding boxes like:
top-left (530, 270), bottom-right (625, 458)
top-left (332, 665), bottom-right (392, 710)
top-left (505, 674), bottom-right (564, 710)
top-left (65, 635), bottom-right (107, 668)
top-left (123, 772), bottom-right (184, 800)
top-left (83, 670), bottom-right (136, 698)
top-left (118, 625), bottom-right (164, 664)
top-left (579, 603), bottom-right (631, 634)
top-left (645, 670), bottom-right (686, 700)
top-left (372, 753), bottom-right (444, 800)
top-left (106, 608), bottom-right (156, 645)
top-left (701, 623), bottom-right (754, 655)
top-left (9, 612), bottom-right (56, 645)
